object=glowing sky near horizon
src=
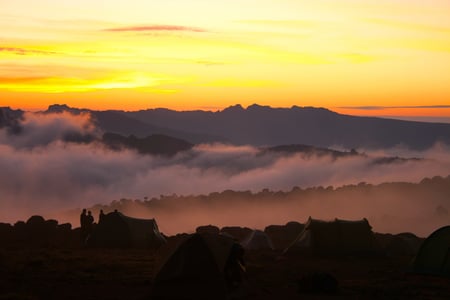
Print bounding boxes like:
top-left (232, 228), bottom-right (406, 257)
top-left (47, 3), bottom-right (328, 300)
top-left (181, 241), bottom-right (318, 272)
top-left (1, 0), bottom-right (450, 119)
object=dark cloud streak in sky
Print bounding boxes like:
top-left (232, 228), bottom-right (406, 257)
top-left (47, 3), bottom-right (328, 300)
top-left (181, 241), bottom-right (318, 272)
top-left (0, 47), bottom-right (58, 56)
top-left (103, 25), bottom-right (206, 32)
top-left (338, 105), bottom-right (450, 110)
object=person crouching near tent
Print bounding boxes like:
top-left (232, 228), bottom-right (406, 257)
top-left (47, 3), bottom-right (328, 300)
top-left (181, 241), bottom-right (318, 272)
top-left (224, 242), bottom-right (246, 290)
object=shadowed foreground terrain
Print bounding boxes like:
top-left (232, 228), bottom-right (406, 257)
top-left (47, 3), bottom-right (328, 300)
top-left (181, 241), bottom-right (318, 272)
top-left (1, 247), bottom-right (450, 300)
top-left (1, 217), bottom-right (449, 300)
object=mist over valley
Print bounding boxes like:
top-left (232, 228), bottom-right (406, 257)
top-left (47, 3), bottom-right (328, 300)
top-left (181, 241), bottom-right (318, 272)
top-left (1, 105), bottom-right (449, 236)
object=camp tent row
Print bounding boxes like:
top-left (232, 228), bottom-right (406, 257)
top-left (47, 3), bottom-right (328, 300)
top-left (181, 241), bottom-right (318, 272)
top-left (217, 218), bottom-right (379, 254)
top-left (149, 218), bottom-right (383, 299)
top-left (84, 213), bottom-right (405, 257)
top-left (83, 212), bottom-right (449, 300)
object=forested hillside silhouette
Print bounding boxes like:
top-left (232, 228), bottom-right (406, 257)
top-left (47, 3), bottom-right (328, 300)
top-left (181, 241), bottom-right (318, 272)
top-left (72, 175), bottom-right (450, 236)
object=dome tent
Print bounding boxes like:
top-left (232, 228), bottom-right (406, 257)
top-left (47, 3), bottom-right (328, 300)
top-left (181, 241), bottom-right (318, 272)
top-left (152, 233), bottom-right (245, 299)
top-left (241, 229), bottom-right (274, 251)
top-left (284, 217), bottom-right (380, 256)
top-left (412, 226), bottom-right (450, 276)
top-left (87, 211), bottom-right (166, 248)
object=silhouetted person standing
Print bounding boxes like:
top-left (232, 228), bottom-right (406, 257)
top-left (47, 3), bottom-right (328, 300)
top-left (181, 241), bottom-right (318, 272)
top-left (80, 209), bottom-right (88, 243)
top-left (99, 209), bottom-right (105, 224)
top-left (86, 211), bottom-right (94, 236)
top-left (224, 242), bottom-right (246, 289)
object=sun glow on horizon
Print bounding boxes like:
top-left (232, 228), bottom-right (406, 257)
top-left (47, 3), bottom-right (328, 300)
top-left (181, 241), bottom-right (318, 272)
top-left (1, 0), bottom-right (450, 118)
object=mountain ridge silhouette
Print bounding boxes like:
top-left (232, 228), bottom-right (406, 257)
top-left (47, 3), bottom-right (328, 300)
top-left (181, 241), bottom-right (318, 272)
top-left (2, 104), bottom-right (450, 150)
top-left (121, 103), bottom-right (450, 150)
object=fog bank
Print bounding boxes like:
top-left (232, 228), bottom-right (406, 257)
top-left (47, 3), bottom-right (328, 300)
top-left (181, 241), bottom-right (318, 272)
top-left (1, 112), bottom-right (449, 236)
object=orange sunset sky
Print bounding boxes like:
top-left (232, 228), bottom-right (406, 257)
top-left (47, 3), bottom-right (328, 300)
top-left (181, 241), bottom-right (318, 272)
top-left (1, 0), bottom-right (450, 120)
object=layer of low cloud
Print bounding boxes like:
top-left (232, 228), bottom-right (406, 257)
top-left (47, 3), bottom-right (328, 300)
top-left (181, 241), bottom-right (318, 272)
top-left (1, 112), bottom-right (449, 236)
top-left (0, 111), bottom-right (98, 148)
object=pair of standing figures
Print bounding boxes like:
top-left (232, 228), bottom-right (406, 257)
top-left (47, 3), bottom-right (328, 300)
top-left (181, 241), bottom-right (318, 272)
top-left (80, 209), bottom-right (94, 242)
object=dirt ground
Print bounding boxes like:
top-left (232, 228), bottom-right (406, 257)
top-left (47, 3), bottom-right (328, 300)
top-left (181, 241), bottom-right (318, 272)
top-left (1, 246), bottom-right (449, 300)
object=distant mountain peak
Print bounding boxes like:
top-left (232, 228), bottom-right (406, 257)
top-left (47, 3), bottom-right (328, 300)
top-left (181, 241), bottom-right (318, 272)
top-left (0, 106), bottom-right (24, 134)
top-left (222, 104), bottom-right (244, 112)
top-left (220, 103), bottom-right (334, 114)
top-left (0, 106), bottom-right (22, 113)
top-left (46, 104), bottom-right (89, 114)
top-left (247, 103), bottom-right (271, 111)
top-left (48, 104), bottom-right (71, 110)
